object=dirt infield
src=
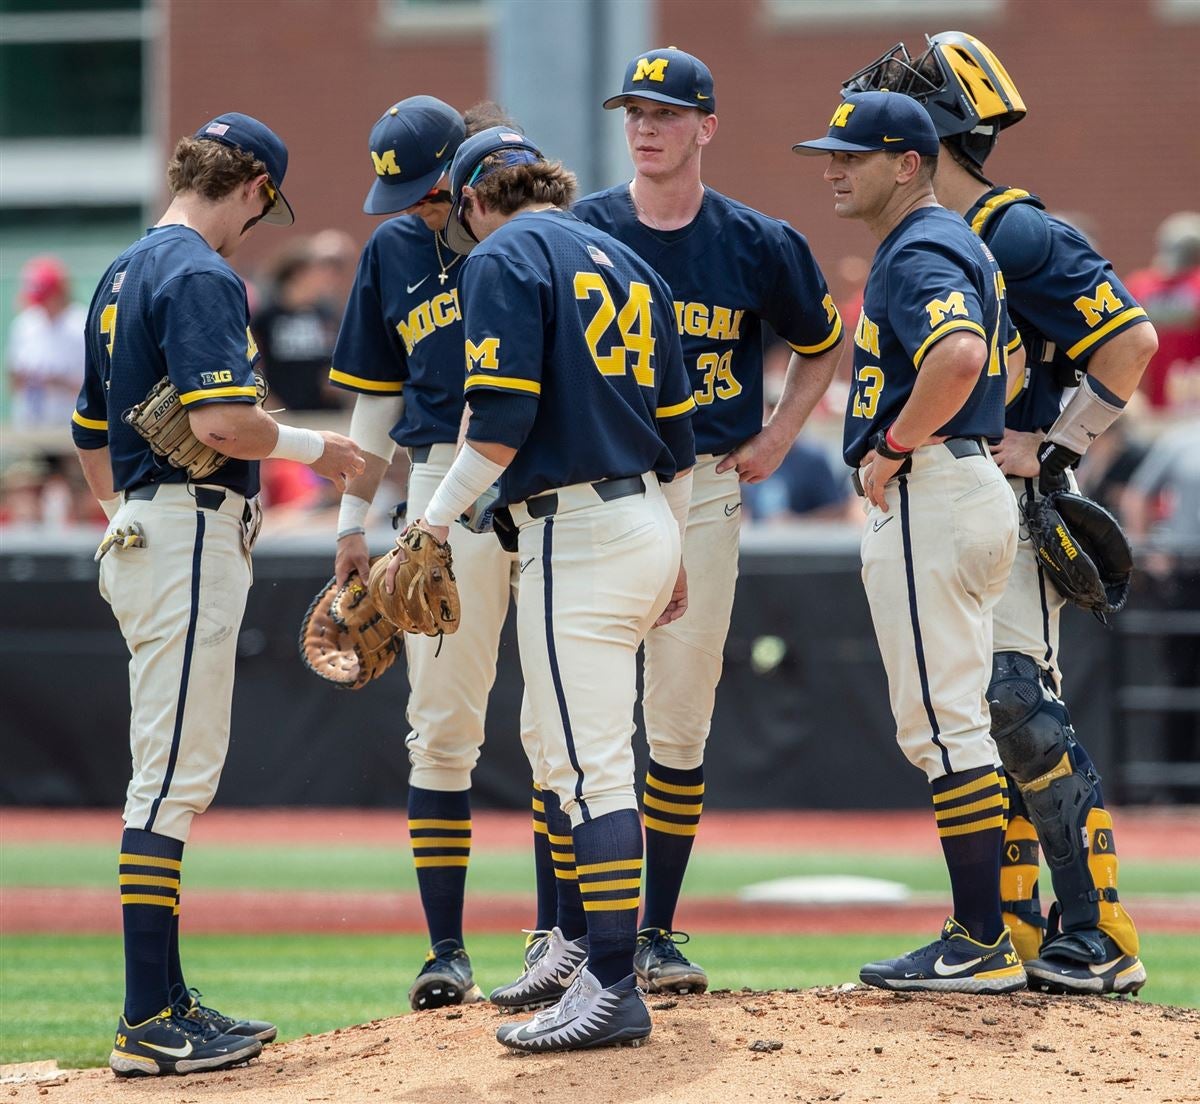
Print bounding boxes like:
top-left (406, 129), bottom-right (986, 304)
top-left (4, 807), bottom-right (1197, 937)
top-left (4, 988), bottom-right (1198, 1103)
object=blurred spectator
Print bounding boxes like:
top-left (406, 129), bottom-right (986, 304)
top-left (310, 228), bottom-right (357, 308)
top-left (1126, 212), bottom-right (1200, 411)
top-left (251, 236), bottom-right (347, 412)
top-left (5, 255), bottom-right (86, 426)
top-left (1121, 421), bottom-right (1200, 802)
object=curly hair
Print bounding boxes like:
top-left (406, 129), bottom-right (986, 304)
top-left (471, 157), bottom-right (577, 215)
top-left (166, 137), bottom-right (267, 201)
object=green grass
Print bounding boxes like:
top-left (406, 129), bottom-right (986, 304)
top-left (4, 844), bottom-right (1198, 897)
top-left (4, 932), bottom-right (1197, 1068)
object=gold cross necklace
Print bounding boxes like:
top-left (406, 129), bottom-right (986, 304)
top-left (433, 230), bottom-right (461, 286)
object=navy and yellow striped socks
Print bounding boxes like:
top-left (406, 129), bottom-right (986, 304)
top-left (408, 787), bottom-right (471, 947)
top-left (545, 789), bottom-right (587, 941)
top-left (531, 783), bottom-right (559, 932)
top-left (641, 760), bottom-right (703, 931)
top-left (931, 765), bottom-right (1006, 944)
top-left (119, 827), bottom-right (183, 1023)
top-left (574, 809), bottom-right (643, 987)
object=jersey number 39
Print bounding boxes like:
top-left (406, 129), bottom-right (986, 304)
top-left (574, 272), bottom-right (655, 387)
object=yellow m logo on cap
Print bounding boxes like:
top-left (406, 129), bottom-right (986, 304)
top-left (633, 57), bottom-right (669, 83)
top-left (829, 103), bottom-right (856, 128)
top-left (371, 149), bottom-right (401, 177)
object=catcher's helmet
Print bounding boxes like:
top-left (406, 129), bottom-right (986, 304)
top-left (843, 32), bottom-right (1026, 170)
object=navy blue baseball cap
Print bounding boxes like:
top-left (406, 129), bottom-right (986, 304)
top-left (445, 126), bottom-right (544, 255)
top-left (602, 47), bottom-right (716, 114)
top-left (792, 91), bottom-right (940, 157)
top-left (195, 112), bottom-right (294, 225)
top-left (364, 95), bottom-right (465, 215)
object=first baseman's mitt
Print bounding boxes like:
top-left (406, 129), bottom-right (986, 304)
top-left (368, 526), bottom-right (460, 637)
top-left (1024, 490), bottom-right (1133, 620)
top-left (299, 572), bottom-right (404, 689)
top-left (123, 372), bottom-right (268, 480)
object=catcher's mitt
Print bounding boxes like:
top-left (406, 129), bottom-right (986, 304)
top-left (123, 372), bottom-right (268, 480)
top-left (1024, 490), bottom-right (1133, 620)
top-left (299, 572), bottom-right (404, 689)
top-left (368, 526), bottom-right (460, 637)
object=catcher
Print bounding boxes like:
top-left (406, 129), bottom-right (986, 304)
top-left (844, 32), bottom-right (1157, 994)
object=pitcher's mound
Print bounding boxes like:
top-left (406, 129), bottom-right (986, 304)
top-left (8, 986), bottom-right (1197, 1103)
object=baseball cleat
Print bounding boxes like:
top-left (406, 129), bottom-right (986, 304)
top-left (408, 938), bottom-right (486, 1011)
top-left (633, 927), bottom-right (709, 995)
top-left (173, 985), bottom-right (278, 1043)
top-left (523, 928), bottom-right (553, 969)
top-left (109, 1007), bottom-right (262, 1077)
top-left (859, 917), bottom-right (1028, 994)
top-left (1024, 929), bottom-right (1146, 995)
top-left (491, 926), bottom-right (588, 1011)
top-left (495, 968), bottom-right (651, 1052)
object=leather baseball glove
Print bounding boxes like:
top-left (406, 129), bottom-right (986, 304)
top-left (1024, 490), bottom-right (1133, 621)
top-left (123, 372), bottom-right (268, 480)
top-left (299, 572), bottom-right (404, 689)
top-left (368, 526), bottom-right (460, 637)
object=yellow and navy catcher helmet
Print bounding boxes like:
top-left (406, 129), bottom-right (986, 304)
top-left (843, 31), bottom-right (1025, 171)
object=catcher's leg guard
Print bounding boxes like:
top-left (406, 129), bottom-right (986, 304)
top-left (989, 652), bottom-right (1138, 957)
top-left (999, 783), bottom-right (1045, 961)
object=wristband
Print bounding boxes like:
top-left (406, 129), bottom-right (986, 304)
top-left (1044, 374), bottom-right (1126, 456)
top-left (884, 425), bottom-right (914, 455)
top-left (270, 423), bottom-right (325, 464)
top-left (870, 428), bottom-right (910, 462)
top-left (337, 494), bottom-right (371, 540)
top-left (100, 495), bottom-right (122, 520)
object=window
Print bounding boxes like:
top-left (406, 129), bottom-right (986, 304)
top-left (380, 0), bottom-right (492, 35)
top-left (765, 0), bottom-right (1002, 26)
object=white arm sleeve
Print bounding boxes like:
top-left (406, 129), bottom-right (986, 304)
top-left (348, 392), bottom-right (404, 462)
top-left (423, 444), bottom-right (507, 528)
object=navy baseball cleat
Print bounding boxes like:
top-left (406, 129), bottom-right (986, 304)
top-left (490, 926), bottom-right (588, 1011)
top-left (496, 968), bottom-right (651, 1052)
top-left (522, 928), bottom-right (553, 969)
top-left (1024, 929), bottom-right (1146, 995)
top-left (408, 938), bottom-right (486, 1011)
top-left (633, 928), bottom-right (709, 995)
top-left (173, 986), bottom-right (278, 1042)
top-left (859, 917), bottom-right (1028, 993)
top-left (108, 1007), bottom-right (262, 1077)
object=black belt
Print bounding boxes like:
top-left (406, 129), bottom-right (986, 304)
top-left (410, 445), bottom-right (433, 464)
top-left (525, 475), bottom-right (645, 520)
top-left (125, 482), bottom-right (251, 521)
top-left (853, 437), bottom-right (987, 496)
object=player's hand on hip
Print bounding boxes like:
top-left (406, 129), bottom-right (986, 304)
top-left (334, 532), bottom-right (370, 587)
top-left (311, 431), bottom-right (366, 492)
top-left (655, 565), bottom-right (689, 628)
top-left (860, 449), bottom-right (904, 512)
top-left (989, 427), bottom-right (1043, 478)
top-left (715, 424), bottom-right (790, 484)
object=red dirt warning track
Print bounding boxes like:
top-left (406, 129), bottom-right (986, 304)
top-left (3, 808), bottom-right (1196, 936)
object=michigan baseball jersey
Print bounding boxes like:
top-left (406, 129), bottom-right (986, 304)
top-left (72, 225), bottom-right (260, 496)
top-left (966, 188), bottom-right (1149, 431)
top-left (330, 216), bottom-right (466, 446)
top-left (572, 186), bottom-right (842, 456)
top-left (461, 208), bottom-right (695, 504)
top-left (845, 206), bottom-right (1008, 466)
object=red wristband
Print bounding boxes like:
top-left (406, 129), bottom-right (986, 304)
top-left (885, 426), bottom-right (914, 454)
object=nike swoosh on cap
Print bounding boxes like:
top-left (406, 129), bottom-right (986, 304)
top-left (696, 94), bottom-right (710, 100)
top-left (882, 136), bottom-right (905, 143)
top-left (435, 143), bottom-right (449, 158)
top-left (406, 275), bottom-right (430, 294)
top-left (142, 1041), bottom-right (194, 1058)
top-left (933, 955), bottom-right (984, 976)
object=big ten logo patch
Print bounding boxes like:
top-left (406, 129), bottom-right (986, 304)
top-left (200, 370), bottom-right (234, 386)
top-left (633, 57), bottom-right (669, 83)
top-left (395, 291), bottom-right (462, 355)
top-left (673, 301), bottom-right (745, 340)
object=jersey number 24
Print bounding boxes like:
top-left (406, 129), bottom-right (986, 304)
top-left (574, 272), bottom-right (655, 387)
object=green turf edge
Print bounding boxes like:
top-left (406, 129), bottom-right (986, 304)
top-left (2, 932), bottom-right (1196, 1069)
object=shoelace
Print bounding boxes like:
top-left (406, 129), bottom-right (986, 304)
top-left (646, 929), bottom-right (691, 964)
top-left (168, 985), bottom-right (230, 1037)
top-left (529, 973), bottom-right (591, 1027)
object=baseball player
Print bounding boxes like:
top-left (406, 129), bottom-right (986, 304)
top-left (517, 47), bottom-right (841, 996)
top-left (329, 97), bottom-right (538, 1011)
top-left (392, 125), bottom-right (695, 1051)
top-left (71, 113), bottom-right (364, 1075)
top-left (795, 91), bottom-right (1024, 993)
top-left (844, 32), bottom-right (1157, 994)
